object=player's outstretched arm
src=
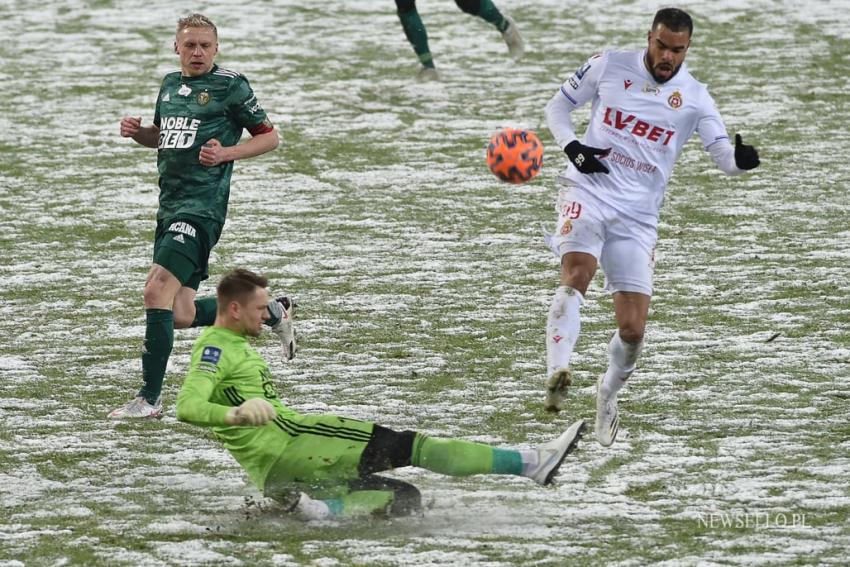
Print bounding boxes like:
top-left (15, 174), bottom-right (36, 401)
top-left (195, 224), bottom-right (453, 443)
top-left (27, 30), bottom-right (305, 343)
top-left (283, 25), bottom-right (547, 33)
top-left (176, 378), bottom-right (274, 427)
top-left (119, 116), bottom-right (159, 149)
top-left (177, 373), bottom-right (232, 426)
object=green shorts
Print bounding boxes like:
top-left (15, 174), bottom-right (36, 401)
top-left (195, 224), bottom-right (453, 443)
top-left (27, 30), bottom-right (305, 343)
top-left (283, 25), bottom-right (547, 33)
top-left (264, 415), bottom-right (375, 499)
top-left (152, 216), bottom-right (222, 290)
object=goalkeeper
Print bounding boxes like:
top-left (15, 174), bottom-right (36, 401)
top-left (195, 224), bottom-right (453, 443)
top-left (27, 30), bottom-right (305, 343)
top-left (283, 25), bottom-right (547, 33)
top-left (176, 268), bottom-right (586, 519)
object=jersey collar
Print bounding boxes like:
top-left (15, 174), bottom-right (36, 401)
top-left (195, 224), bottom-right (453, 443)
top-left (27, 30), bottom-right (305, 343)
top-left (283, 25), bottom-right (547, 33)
top-left (181, 63), bottom-right (218, 80)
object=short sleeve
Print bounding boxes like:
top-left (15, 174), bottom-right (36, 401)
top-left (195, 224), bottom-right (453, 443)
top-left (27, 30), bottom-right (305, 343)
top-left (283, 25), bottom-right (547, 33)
top-left (227, 76), bottom-right (270, 130)
top-left (153, 77), bottom-right (167, 128)
top-left (153, 93), bottom-right (162, 128)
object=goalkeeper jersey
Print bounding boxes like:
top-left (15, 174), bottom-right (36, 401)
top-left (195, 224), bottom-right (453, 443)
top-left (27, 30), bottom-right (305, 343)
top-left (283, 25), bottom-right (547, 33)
top-left (176, 326), bottom-right (301, 491)
top-left (153, 64), bottom-right (272, 224)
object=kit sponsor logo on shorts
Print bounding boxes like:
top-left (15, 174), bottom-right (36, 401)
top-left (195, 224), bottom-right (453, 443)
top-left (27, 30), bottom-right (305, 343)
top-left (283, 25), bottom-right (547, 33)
top-left (167, 221), bottom-right (197, 238)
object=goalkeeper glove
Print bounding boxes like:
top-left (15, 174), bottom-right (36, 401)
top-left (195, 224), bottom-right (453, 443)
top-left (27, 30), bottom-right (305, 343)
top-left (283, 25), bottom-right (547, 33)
top-left (225, 398), bottom-right (277, 426)
top-left (565, 140), bottom-right (610, 174)
top-left (734, 134), bottom-right (760, 170)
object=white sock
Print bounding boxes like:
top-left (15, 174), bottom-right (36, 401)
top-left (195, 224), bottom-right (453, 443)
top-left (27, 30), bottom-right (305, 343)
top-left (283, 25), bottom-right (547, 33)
top-left (295, 493), bottom-right (332, 520)
top-left (519, 449), bottom-right (539, 477)
top-left (600, 332), bottom-right (643, 398)
top-left (546, 286), bottom-right (583, 376)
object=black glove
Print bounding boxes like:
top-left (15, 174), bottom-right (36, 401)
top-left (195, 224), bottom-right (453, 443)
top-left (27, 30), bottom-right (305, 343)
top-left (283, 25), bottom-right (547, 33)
top-left (565, 140), bottom-right (610, 174)
top-left (734, 134), bottom-right (760, 170)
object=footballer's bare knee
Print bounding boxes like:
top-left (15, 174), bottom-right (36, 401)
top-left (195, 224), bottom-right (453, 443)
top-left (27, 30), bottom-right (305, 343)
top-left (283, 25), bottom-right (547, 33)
top-left (618, 327), bottom-right (645, 345)
top-left (613, 291), bottom-right (649, 342)
top-left (143, 282), bottom-right (168, 308)
top-left (143, 265), bottom-right (181, 309)
top-left (560, 252), bottom-right (597, 295)
top-left (616, 311), bottom-right (647, 344)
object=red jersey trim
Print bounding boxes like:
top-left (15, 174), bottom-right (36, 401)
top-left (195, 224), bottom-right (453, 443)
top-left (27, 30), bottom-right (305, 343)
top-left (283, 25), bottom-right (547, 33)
top-left (247, 123), bottom-right (274, 136)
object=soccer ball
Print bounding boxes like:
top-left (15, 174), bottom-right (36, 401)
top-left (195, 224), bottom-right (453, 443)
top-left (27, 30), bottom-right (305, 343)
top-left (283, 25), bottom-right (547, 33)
top-left (486, 128), bottom-right (543, 184)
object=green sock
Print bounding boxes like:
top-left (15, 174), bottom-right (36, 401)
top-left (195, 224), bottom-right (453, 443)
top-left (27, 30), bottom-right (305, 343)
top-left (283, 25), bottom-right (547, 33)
top-left (324, 498), bottom-right (344, 516)
top-left (492, 447), bottom-right (523, 474)
top-left (398, 7), bottom-right (435, 68)
top-left (191, 296), bottom-right (217, 327)
top-left (139, 308), bottom-right (174, 404)
top-left (411, 434), bottom-right (522, 476)
top-left (476, 0), bottom-right (508, 31)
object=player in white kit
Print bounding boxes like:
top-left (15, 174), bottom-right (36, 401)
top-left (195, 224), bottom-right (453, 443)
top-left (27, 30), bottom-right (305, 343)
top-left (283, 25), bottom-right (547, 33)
top-left (542, 8), bottom-right (760, 445)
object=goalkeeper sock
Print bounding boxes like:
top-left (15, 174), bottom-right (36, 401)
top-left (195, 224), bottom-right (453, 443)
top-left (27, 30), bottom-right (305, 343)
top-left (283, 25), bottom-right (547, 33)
top-left (139, 308), bottom-right (174, 404)
top-left (600, 332), bottom-right (643, 398)
top-left (411, 434), bottom-right (522, 476)
top-left (397, 6), bottom-right (435, 68)
top-left (546, 286), bottom-right (583, 376)
top-left (291, 492), bottom-right (394, 519)
top-left (190, 296), bottom-right (217, 327)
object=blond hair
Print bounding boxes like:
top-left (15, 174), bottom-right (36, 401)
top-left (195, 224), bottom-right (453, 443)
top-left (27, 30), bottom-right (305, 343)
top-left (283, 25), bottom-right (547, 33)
top-left (176, 13), bottom-right (218, 37)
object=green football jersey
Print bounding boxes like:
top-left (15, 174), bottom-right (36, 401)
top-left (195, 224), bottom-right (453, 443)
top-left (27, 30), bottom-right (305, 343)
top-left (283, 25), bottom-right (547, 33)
top-left (176, 326), bottom-right (301, 491)
top-left (153, 65), bottom-right (272, 224)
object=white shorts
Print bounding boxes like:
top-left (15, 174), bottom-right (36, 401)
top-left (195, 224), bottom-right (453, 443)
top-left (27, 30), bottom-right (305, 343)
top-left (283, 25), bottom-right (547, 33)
top-left (546, 186), bottom-right (657, 295)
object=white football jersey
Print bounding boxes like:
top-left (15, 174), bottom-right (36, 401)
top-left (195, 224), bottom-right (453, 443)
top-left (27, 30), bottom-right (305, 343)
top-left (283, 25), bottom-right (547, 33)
top-left (547, 49), bottom-right (732, 227)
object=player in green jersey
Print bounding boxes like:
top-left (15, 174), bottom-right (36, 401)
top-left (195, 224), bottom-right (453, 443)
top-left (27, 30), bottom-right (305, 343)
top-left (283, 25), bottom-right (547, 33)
top-left (111, 14), bottom-right (295, 419)
top-left (176, 268), bottom-right (586, 519)
top-left (395, 0), bottom-right (524, 81)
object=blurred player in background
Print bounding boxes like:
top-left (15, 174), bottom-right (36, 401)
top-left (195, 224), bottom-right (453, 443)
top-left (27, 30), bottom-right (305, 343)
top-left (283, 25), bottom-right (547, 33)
top-left (176, 268), bottom-right (586, 519)
top-left (395, 0), bottom-right (524, 81)
top-left (542, 8), bottom-right (760, 444)
top-left (110, 14), bottom-right (295, 419)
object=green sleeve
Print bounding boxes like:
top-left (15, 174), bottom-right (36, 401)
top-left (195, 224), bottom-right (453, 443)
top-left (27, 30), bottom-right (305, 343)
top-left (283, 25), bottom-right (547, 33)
top-left (227, 75), bottom-right (269, 129)
top-left (176, 336), bottom-right (233, 426)
top-left (176, 370), bottom-right (232, 426)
